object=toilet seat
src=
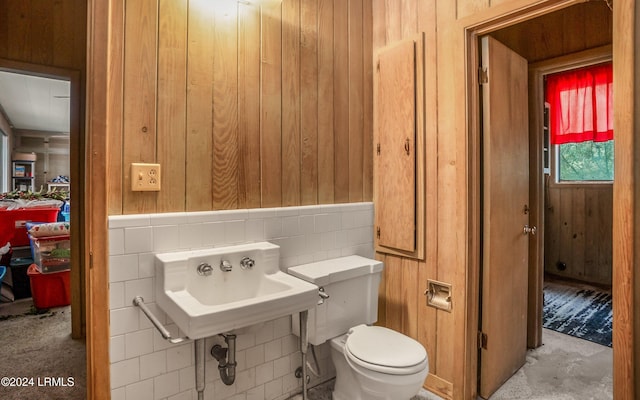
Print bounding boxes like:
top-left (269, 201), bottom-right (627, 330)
top-left (344, 325), bottom-right (428, 375)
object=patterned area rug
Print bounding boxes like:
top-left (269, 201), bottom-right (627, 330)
top-left (543, 280), bottom-right (612, 347)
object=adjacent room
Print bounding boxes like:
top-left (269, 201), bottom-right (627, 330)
top-left (541, 61), bottom-right (613, 349)
top-left (0, 70), bottom-right (85, 399)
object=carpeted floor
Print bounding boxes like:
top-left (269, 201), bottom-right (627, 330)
top-left (0, 303), bottom-right (86, 400)
top-left (543, 280), bottom-right (612, 347)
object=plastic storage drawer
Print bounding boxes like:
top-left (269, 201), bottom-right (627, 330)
top-left (31, 235), bottom-right (71, 274)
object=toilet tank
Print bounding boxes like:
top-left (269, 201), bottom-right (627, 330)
top-left (288, 255), bottom-right (384, 345)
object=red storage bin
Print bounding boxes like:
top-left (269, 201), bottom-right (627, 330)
top-left (0, 207), bottom-right (60, 247)
top-left (27, 263), bottom-right (70, 309)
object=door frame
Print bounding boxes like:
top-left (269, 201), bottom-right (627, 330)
top-left (0, 58), bottom-right (84, 340)
top-left (462, 0), bottom-right (604, 398)
top-left (85, 0), bottom-right (111, 397)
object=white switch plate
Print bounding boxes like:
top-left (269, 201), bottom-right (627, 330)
top-left (131, 163), bottom-right (161, 191)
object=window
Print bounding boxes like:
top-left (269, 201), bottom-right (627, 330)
top-left (557, 140), bottom-right (614, 181)
top-left (546, 62), bottom-right (613, 183)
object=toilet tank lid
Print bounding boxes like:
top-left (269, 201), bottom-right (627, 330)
top-left (287, 255), bottom-right (383, 287)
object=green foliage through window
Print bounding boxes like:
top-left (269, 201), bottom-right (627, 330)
top-left (558, 140), bottom-right (614, 181)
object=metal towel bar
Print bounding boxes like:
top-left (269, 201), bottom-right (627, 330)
top-left (133, 296), bottom-right (189, 344)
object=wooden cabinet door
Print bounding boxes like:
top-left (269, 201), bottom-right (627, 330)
top-left (374, 33), bottom-right (425, 258)
top-left (479, 35), bottom-right (530, 398)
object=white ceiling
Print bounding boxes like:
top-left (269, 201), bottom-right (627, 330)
top-left (0, 70), bottom-right (70, 134)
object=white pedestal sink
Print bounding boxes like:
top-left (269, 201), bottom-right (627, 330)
top-left (155, 242), bottom-right (319, 339)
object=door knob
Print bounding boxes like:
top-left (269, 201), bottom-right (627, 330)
top-left (523, 225), bottom-right (537, 236)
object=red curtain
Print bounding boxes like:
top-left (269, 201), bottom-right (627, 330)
top-left (546, 62), bottom-right (613, 145)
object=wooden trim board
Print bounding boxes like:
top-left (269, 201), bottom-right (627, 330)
top-left (86, 0), bottom-right (110, 396)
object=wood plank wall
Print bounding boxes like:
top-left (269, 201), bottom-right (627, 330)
top-left (107, 0), bottom-right (373, 215)
top-left (372, 1), bottom-right (613, 399)
top-left (545, 185), bottom-right (613, 285)
top-left (371, 0), bottom-right (452, 397)
top-left (0, 0), bottom-right (86, 70)
top-left (3, 1), bottom-right (618, 399)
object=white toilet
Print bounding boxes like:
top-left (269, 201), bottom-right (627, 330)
top-left (288, 255), bottom-right (429, 400)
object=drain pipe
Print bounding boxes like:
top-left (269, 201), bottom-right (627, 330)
top-left (211, 334), bottom-right (237, 385)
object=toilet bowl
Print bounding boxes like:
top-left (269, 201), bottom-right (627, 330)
top-left (287, 256), bottom-right (430, 400)
top-left (330, 325), bottom-right (429, 400)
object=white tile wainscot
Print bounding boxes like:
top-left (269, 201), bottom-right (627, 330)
top-left (108, 203), bottom-right (374, 400)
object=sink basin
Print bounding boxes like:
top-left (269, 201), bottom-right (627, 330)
top-left (155, 242), bottom-right (319, 339)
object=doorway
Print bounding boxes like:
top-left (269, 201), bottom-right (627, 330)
top-left (470, 1), bottom-right (613, 398)
top-left (534, 56), bottom-right (613, 349)
top-left (0, 61), bottom-right (85, 398)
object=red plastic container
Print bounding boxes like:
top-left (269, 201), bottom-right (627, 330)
top-left (27, 263), bottom-right (70, 309)
top-left (0, 207), bottom-right (59, 247)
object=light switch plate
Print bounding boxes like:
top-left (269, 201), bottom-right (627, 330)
top-left (131, 163), bottom-right (161, 191)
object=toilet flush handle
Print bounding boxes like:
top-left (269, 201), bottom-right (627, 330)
top-left (317, 287), bottom-right (330, 305)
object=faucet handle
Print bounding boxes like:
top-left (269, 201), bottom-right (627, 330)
top-left (197, 263), bottom-right (213, 276)
top-left (240, 257), bottom-right (255, 270)
top-left (219, 260), bottom-right (233, 272)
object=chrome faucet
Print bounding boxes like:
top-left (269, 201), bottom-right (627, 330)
top-left (197, 263), bottom-right (213, 276)
top-left (219, 259), bottom-right (233, 272)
